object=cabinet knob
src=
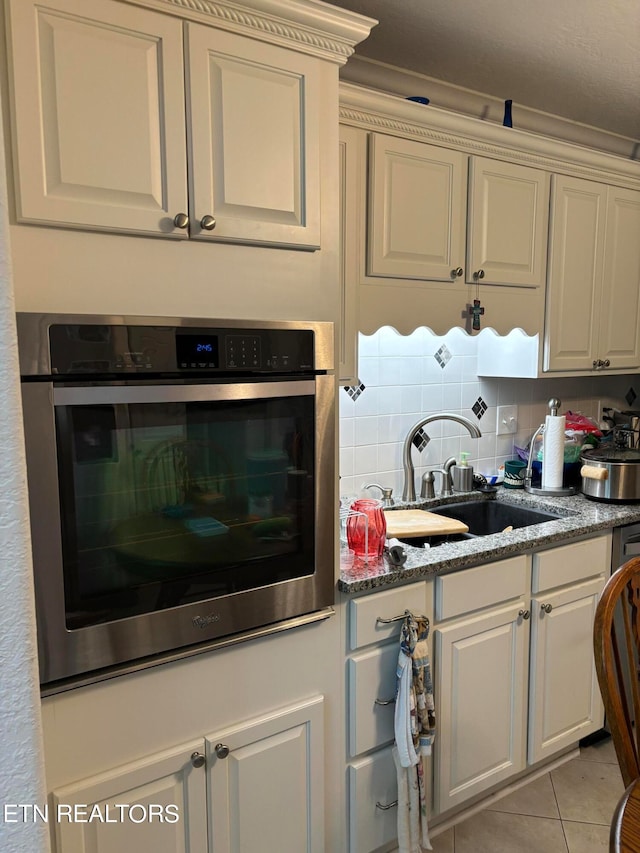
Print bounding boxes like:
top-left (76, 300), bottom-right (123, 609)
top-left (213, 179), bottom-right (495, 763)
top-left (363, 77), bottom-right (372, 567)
top-left (518, 609), bottom-right (530, 620)
top-left (190, 751), bottom-right (206, 768)
top-left (593, 360), bottom-right (599, 368)
top-left (173, 212), bottom-right (189, 229)
top-left (214, 743), bottom-right (230, 759)
top-left (200, 215), bottom-right (217, 231)
top-left (473, 269), bottom-right (485, 281)
top-left (603, 359), bottom-right (611, 368)
top-left (541, 603), bottom-right (553, 614)
top-left (450, 267), bottom-right (463, 279)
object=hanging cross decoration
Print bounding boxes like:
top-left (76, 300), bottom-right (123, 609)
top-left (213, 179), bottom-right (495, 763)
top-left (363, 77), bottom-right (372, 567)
top-left (469, 299), bottom-right (484, 331)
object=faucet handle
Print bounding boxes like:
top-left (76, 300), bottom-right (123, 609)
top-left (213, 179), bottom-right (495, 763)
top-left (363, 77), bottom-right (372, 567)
top-left (420, 472), bottom-right (435, 500)
top-left (363, 483), bottom-right (395, 507)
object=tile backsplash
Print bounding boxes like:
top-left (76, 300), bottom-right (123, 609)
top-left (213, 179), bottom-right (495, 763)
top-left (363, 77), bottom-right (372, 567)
top-left (339, 327), bottom-right (633, 500)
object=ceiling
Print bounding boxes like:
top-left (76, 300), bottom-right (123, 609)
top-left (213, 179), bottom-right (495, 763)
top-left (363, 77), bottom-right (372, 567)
top-left (331, 0), bottom-right (640, 143)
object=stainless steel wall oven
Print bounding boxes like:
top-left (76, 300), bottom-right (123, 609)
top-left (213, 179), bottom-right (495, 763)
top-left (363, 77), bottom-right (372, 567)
top-left (17, 314), bottom-right (335, 689)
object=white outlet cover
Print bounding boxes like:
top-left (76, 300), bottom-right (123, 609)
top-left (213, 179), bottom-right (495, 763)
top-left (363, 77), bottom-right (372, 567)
top-left (497, 405), bottom-right (518, 435)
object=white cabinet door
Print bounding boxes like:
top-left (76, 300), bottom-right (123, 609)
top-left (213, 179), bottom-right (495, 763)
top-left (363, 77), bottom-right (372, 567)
top-left (206, 696), bottom-right (324, 853)
top-left (598, 186), bottom-right (640, 369)
top-left (348, 747), bottom-right (398, 853)
top-left (51, 740), bottom-right (207, 853)
top-left (434, 601), bottom-right (529, 813)
top-left (467, 157), bottom-right (550, 287)
top-left (348, 643), bottom-right (397, 757)
top-left (528, 577), bottom-right (606, 764)
top-left (7, 0), bottom-right (189, 237)
top-left (367, 134), bottom-right (467, 280)
top-left (544, 175), bottom-right (607, 371)
top-left (185, 23), bottom-right (320, 249)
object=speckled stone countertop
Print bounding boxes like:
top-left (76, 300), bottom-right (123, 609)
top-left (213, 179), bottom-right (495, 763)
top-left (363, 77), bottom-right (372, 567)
top-left (338, 489), bottom-right (640, 593)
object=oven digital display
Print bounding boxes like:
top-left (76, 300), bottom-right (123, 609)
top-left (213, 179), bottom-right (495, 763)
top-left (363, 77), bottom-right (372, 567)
top-left (176, 334), bottom-right (219, 368)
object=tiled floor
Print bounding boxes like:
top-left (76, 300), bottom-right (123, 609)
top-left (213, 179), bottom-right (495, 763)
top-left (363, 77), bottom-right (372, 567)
top-left (429, 737), bottom-right (624, 853)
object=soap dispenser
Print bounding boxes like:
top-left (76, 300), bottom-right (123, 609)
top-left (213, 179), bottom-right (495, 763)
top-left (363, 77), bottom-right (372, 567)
top-left (452, 452), bottom-right (474, 492)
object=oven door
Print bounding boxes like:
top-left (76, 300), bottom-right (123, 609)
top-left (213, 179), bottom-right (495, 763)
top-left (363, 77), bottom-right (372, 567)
top-left (21, 376), bottom-right (335, 685)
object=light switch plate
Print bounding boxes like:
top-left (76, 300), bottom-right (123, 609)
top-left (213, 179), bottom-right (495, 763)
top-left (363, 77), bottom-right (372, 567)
top-left (497, 405), bottom-right (518, 435)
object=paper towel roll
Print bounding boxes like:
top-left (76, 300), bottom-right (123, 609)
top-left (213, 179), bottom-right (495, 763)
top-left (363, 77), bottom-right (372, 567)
top-left (542, 414), bottom-right (565, 489)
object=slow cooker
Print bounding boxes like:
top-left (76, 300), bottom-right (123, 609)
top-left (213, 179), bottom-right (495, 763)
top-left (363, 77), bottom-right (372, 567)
top-left (580, 446), bottom-right (640, 503)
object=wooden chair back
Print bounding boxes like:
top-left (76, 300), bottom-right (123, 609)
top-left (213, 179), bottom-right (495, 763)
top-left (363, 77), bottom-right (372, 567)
top-left (594, 556), bottom-right (640, 787)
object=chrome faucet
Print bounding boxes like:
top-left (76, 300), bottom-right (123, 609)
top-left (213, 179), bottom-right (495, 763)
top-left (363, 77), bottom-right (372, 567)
top-left (402, 413), bottom-right (482, 502)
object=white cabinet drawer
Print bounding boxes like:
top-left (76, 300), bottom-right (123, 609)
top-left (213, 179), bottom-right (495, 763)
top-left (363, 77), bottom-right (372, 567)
top-left (348, 580), bottom-right (432, 650)
top-left (436, 555), bottom-right (529, 621)
top-left (348, 644), bottom-right (397, 757)
top-left (532, 534), bottom-right (611, 593)
top-left (348, 747), bottom-right (397, 853)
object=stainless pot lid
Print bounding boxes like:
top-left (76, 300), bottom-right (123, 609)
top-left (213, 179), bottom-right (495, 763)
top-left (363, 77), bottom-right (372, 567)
top-left (581, 447), bottom-right (640, 464)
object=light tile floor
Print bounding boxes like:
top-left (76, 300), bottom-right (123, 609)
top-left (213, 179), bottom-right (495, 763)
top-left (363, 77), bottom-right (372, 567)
top-left (429, 737), bottom-right (624, 853)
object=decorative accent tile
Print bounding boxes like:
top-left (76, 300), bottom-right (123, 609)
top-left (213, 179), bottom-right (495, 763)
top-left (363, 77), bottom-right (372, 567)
top-left (412, 428), bottom-right (430, 453)
top-left (472, 396), bottom-right (488, 419)
top-left (626, 386), bottom-right (637, 407)
top-left (343, 381), bottom-right (365, 401)
top-left (434, 344), bottom-right (452, 369)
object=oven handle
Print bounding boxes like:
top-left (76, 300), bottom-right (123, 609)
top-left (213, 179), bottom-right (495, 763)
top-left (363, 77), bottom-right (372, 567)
top-left (53, 380), bottom-right (317, 406)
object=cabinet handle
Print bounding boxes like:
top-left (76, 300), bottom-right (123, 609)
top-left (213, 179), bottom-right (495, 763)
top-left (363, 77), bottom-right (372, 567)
top-left (214, 743), bottom-right (230, 759)
top-left (603, 359), bottom-right (611, 368)
top-left (518, 609), bottom-right (530, 620)
top-left (541, 603), bottom-right (553, 614)
top-left (593, 360), bottom-right (599, 368)
top-left (190, 752), bottom-right (206, 768)
top-left (173, 212), bottom-right (189, 229)
top-left (374, 697), bottom-right (396, 706)
top-left (200, 215), bottom-right (217, 231)
top-left (473, 269), bottom-right (485, 281)
top-left (375, 800), bottom-right (398, 811)
top-left (450, 267), bottom-right (463, 279)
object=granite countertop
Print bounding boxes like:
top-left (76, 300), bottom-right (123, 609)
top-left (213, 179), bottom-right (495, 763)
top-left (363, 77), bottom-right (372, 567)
top-left (338, 489), bottom-right (640, 593)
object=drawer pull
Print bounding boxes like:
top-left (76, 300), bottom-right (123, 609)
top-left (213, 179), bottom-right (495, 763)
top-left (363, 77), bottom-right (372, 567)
top-left (374, 697), bottom-right (396, 706)
top-left (377, 609), bottom-right (429, 625)
top-left (375, 800), bottom-right (398, 811)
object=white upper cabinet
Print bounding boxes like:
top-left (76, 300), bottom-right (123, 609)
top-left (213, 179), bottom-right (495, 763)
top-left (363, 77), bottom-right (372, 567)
top-left (366, 135), bottom-right (549, 289)
top-left (6, 0), bottom-right (328, 248)
top-left (184, 24), bottom-right (320, 248)
top-left (6, 0), bottom-right (189, 237)
top-left (598, 186), bottom-right (640, 369)
top-left (545, 176), bottom-right (640, 372)
top-left (467, 157), bottom-right (550, 288)
top-left (367, 134), bottom-right (467, 281)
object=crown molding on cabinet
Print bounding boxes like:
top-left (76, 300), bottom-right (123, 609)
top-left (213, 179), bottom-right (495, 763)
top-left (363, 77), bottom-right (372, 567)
top-left (339, 81), bottom-right (640, 191)
top-left (126, 0), bottom-right (376, 64)
top-left (340, 55), bottom-right (640, 161)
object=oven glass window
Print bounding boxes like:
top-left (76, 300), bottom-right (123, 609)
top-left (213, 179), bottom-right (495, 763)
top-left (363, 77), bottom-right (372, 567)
top-left (55, 394), bottom-right (315, 628)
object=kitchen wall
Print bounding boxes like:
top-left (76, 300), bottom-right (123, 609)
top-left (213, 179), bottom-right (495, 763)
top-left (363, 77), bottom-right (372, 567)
top-left (339, 326), bottom-right (635, 500)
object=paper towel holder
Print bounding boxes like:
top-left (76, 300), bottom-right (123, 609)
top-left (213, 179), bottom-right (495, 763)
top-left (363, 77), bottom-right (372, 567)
top-left (524, 399), bottom-right (577, 496)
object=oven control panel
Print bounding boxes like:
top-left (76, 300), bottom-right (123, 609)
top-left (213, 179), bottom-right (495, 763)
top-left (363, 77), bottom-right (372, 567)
top-left (47, 324), bottom-right (315, 375)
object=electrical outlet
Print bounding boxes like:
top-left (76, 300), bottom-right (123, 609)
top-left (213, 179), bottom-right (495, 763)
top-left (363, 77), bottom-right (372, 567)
top-left (497, 405), bottom-right (518, 435)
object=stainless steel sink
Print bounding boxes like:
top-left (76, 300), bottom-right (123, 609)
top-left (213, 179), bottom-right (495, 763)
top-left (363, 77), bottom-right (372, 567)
top-left (430, 500), bottom-right (563, 536)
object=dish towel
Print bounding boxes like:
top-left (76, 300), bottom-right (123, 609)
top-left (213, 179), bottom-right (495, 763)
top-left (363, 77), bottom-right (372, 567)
top-left (394, 614), bottom-right (435, 853)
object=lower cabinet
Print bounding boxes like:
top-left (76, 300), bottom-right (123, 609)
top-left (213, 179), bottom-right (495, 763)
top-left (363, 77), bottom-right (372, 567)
top-left (345, 580), bottom-right (434, 853)
top-left (50, 696), bottom-right (324, 853)
top-left (348, 747), bottom-right (397, 853)
top-left (434, 555), bottom-right (530, 813)
top-left (434, 534), bottom-right (610, 815)
top-left (435, 599), bottom-right (530, 812)
top-left (51, 739), bottom-right (208, 853)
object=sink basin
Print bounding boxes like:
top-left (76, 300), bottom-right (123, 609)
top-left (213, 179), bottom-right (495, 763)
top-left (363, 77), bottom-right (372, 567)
top-left (430, 501), bottom-right (562, 536)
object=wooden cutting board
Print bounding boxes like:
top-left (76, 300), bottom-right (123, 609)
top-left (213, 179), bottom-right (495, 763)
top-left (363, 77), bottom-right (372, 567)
top-left (384, 509), bottom-right (469, 538)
